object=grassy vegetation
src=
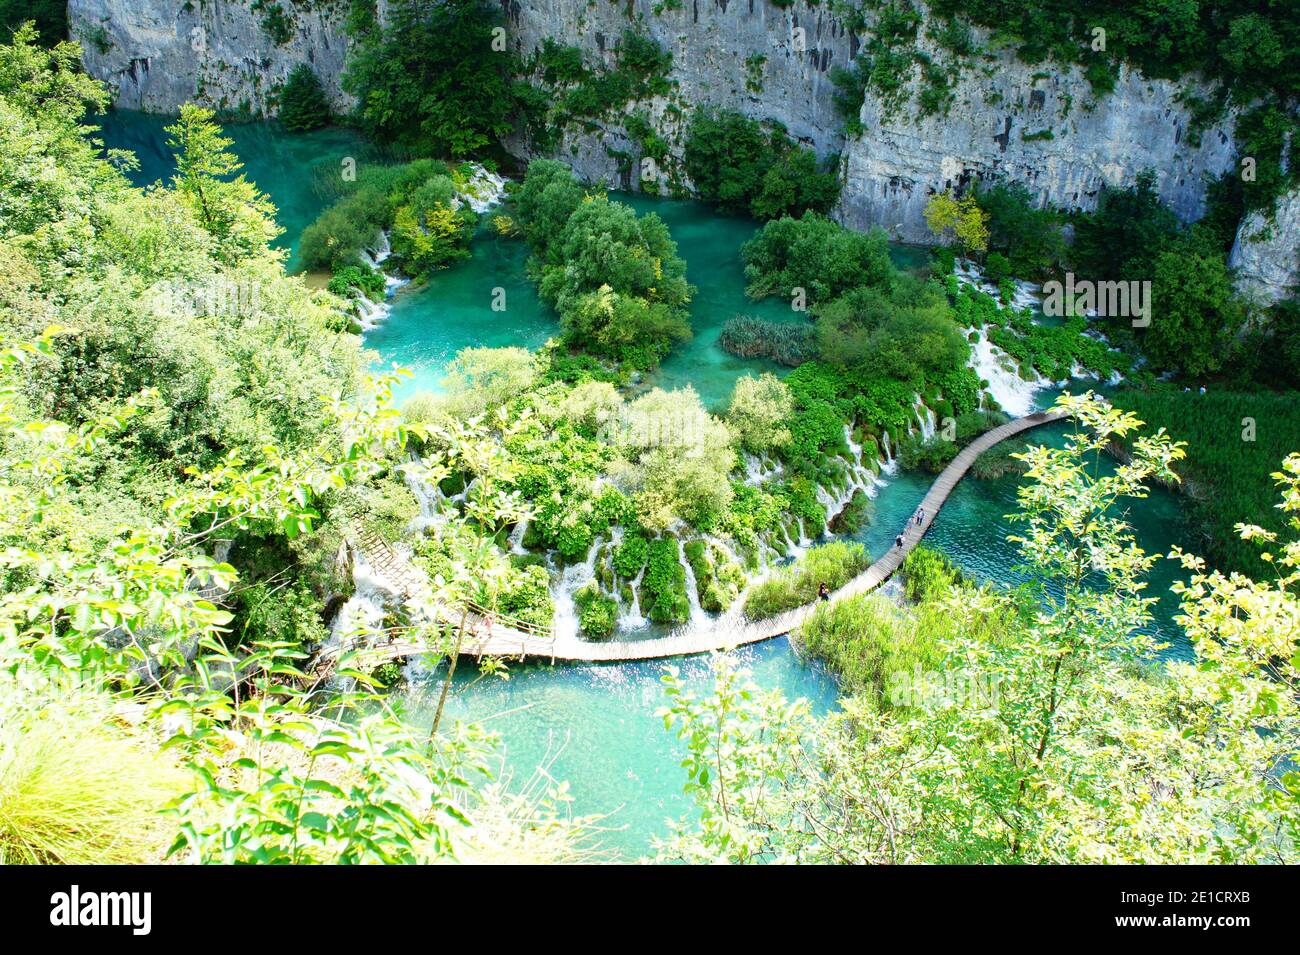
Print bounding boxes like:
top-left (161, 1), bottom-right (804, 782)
top-left (0, 687), bottom-right (185, 864)
top-left (797, 594), bottom-right (943, 711)
top-left (744, 542), bottom-right (869, 619)
top-left (1110, 387), bottom-right (1300, 579)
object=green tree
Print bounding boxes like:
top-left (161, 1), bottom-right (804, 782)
top-left (1144, 235), bottom-right (1246, 376)
top-left (342, 0), bottom-right (527, 156)
top-left (277, 63), bottom-right (331, 131)
top-left (166, 104), bottom-right (281, 264)
top-left (726, 373), bottom-right (794, 453)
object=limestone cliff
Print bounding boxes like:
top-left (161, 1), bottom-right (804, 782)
top-left (68, 0), bottom-right (354, 117)
top-left (68, 0), bottom-right (1296, 302)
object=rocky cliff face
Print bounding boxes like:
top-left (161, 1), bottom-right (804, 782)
top-left (1230, 193), bottom-right (1300, 304)
top-left (834, 50), bottom-right (1238, 244)
top-left (69, 0), bottom-right (1295, 302)
top-left (68, 0), bottom-right (354, 116)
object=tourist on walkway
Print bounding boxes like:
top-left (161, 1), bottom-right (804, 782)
top-left (895, 534), bottom-right (905, 548)
top-left (818, 581), bottom-right (830, 602)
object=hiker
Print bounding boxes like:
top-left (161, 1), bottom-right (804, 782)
top-left (895, 534), bottom-right (905, 548)
top-left (818, 581), bottom-right (830, 602)
top-left (916, 507), bottom-right (925, 526)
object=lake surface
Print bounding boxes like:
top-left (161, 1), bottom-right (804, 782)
top-left (98, 112), bottom-right (1197, 859)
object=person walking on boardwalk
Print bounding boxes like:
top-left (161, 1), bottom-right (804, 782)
top-left (916, 507), bottom-right (925, 526)
top-left (818, 581), bottom-right (830, 602)
top-left (895, 533), bottom-right (905, 548)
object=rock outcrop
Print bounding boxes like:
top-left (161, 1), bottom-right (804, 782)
top-left (1230, 190), bottom-right (1300, 303)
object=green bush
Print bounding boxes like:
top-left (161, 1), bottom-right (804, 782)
top-left (797, 593), bottom-right (943, 710)
top-left (328, 263), bottom-right (386, 300)
top-left (901, 545), bottom-right (962, 603)
top-left (644, 537), bottom-right (689, 624)
top-left (575, 584), bottom-right (618, 637)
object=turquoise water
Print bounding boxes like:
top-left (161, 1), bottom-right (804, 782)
top-left (396, 637), bottom-right (837, 857)
top-left (367, 227), bottom-right (558, 402)
top-left (98, 112), bottom-right (1197, 859)
top-left (94, 110), bottom-right (376, 269)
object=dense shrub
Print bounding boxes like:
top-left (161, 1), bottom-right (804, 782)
top-left (644, 537), bottom-right (690, 624)
top-left (277, 64), bottom-right (330, 131)
top-left (299, 160), bottom-right (473, 274)
top-left (575, 584), bottom-right (618, 637)
top-left (797, 594), bottom-right (943, 710)
top-left (742, 213), bottom-right (893, 303)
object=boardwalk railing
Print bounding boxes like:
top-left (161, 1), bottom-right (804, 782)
top-left (328, 410), bottom-right (1065, 666)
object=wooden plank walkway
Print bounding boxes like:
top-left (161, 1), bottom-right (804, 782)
top-left (342, 410), bottom-right (1066, 665)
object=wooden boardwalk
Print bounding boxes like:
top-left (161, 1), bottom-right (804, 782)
top-left (344, 410), bottom-right (1066, 665)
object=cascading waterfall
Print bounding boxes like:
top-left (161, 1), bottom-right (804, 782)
top-left (677, 545), bottom-right (708, 626)
top-left (354, 230), bottom-right (411, 332)
top-left (742, 451), bottom-right (784, 486)
top-left (322, 546), bottom-right (397, 666)
top-left (550, 542), bottom-right (599, 642)
top-left (967, 329), bottom-right (1049, 417)
top-left (508, 517), bottom-right (530, 555)
top-left (913, 395), bottom-right (937, 441)
top-left (618, 564), bottom-right (648, 629)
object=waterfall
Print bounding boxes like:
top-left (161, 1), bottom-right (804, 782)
top-left (323, 546), bottom-right (398, 665)
top-left (352, 230), bottom-right (410, 332)
top-left (458, 164), bottom-right (509, 213)
top-left (508, 517), bottom-right (530, 555)
top-left (967, 329), bottom-right (1048, 417)
top-left (678, 545), bottom-right (708, 626)
top-left (618, 564), bottom-right (648, 629)
top-left (402, 460), bottom-right (447, 533)
top-left (550, 542), bottom-right (599, 642)
top-left (742, 451), bottom-right (783, 486)
top-left (912, 396), bottom-right (937, 441)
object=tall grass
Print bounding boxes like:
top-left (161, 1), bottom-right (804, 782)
top-left (797, 594), bottom-right (944, 710)
top-left (1110, 387), bottom-right (1300, 578)
top-left (743, 541), bottom-right (868, 619)
top-left (718, 315), bottom-right (816, 367)
top-left (0, 685), bottom-right (185, 864)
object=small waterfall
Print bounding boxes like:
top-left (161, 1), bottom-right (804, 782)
top-left (458, 164), bottom-right (509, 213)
top-left (618, 564), bottom-right (647, 629)
top-left (551, 542), bottom-right (599, 642)
top-left (678, 545), bottom-right (708, 626)
top-left (742, 451), bottom-right (784, 486)
top-left (323, 546), bottom-right (397, 662)
top-left (352, 230), bottom-right (410, 332)
top-left (508, 517), bottom-right (530, 555)
top-left (402, 460), bottom-right (447, 533)
top-left (912, 396), bottom-right (937, 441)
top-left (967, 329), bottom-right (1048, 417)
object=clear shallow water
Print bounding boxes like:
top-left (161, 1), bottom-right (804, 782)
top-left (99, 113), bottom-right (1197, 859)
top-left (396, 637), bottom-right (837, 858)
